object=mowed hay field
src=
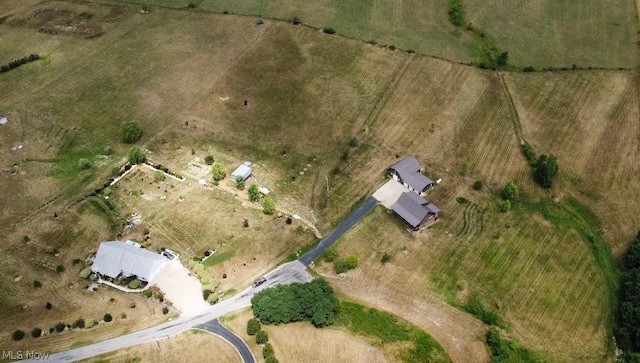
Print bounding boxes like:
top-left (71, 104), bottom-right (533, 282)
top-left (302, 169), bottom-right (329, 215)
top-left (314, 58), bottom-right (635, 361)
top-left (465, 0), bottom-right (637, 69)
top-left (325, 205), bottom-right (611, 362)
top-left (505, 71), bottom-right (640, 254)
top-left (82, 330), bottom-right (241, 363)
top-left (223, 309), bottom-right (389, 363)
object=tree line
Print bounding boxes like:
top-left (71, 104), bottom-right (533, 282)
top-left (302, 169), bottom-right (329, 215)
top-left (0, 54), bottom-right (41, 73)
top-left (616, 232), bottom-right (640, 362)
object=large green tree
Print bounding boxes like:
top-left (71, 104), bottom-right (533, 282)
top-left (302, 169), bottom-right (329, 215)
top-left (251, 278), bottom-right (338, 327)
top-left (534, 154), bottom-right (559, 188)
top-left (501, 180), bottom-right (518, 201)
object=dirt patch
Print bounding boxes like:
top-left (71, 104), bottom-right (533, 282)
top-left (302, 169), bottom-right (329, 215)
top-left (8, 3), bottom-right (131, 38)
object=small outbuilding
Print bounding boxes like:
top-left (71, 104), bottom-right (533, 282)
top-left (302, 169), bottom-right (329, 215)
top-left (91, 241), bottom-right (166, 282)
top-left (231, 161), bottom-right (253, 181)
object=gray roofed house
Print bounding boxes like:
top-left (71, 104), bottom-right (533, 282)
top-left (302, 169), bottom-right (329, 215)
top-left (388, 156), bottom-right (434, 195)
top-left (391, 191), bottom-right (439, 231)
top-left (91, 241), bottom-right (167, 282)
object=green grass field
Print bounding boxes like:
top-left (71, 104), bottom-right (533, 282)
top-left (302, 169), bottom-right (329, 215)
top-left (119, 0), bottom-right (636, 69)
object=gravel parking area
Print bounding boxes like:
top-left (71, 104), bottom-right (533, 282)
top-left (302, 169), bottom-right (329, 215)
top-left (152, 259), bottom-right (210, 316)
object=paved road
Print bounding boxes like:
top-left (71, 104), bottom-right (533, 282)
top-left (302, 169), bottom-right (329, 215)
top-left (30, 262), bottom-right (309, 363)
top-left (31, 196), bottom-right (377, 362)
top-left (299, 197), bottom-right (377, 266)
top-left (195, 319), bottom-right (255, 363)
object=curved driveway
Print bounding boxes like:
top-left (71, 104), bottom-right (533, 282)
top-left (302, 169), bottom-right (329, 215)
top-left (299, 197), bottom-right (377, 266)
top-left (194, 319), bottom-right (255, 363)
top-left (29, 197), bottom-right (377, 363)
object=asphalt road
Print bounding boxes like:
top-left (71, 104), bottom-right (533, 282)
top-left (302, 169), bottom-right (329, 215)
top-left (195, 319), bottom-right (255, 363)
top-left (30, 261), bottom-right (310, 363)
top-left (30, 196), bottom-right (377, 363)
top-left (299, 196), bottom-right (377, 266)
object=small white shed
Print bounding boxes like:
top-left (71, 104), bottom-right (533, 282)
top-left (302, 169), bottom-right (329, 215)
top-left (231, 161), bottom-right (252, 181)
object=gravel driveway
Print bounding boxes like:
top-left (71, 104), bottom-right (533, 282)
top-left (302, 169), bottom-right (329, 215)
top-left (152, 259), bottom-right (210, 316)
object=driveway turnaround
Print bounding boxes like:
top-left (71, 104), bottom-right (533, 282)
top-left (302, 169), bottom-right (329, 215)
top-left (29, 261), bottom-right (310, 363)
top-left (298, 197), bottom-right (377, 266)
top-left (195, 319), bottom-right (255, 363)
top-left (31, 197), bottom-right (376, 362)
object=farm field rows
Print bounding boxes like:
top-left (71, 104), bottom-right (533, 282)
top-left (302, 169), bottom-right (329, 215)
top-left (505, 70), bottom-right (640, 253)
top-left (324, 205), bottom-right (610, 362)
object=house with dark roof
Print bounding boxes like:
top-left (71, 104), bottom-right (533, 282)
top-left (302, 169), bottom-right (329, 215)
top-left (91, 241), bottom-right (167, 282)
top-left (388, 156), bottom-right (434, 196)
top-left (391, 191), bottom-right (440, 231)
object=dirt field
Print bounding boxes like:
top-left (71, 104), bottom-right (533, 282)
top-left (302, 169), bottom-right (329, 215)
top-left (223, 309), bottom-right (389, 363)
top-left (81, 330), bottom-right (241, 363)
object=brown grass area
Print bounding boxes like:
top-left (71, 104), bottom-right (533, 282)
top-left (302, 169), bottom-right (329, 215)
top-left (81, 329), bottom-right (241, 363)
top-left (506, 71), bottom-right (640, 254)
top-left (223, 309), bottom-right (389, 363)
top-left (111, 166), bottom-right (316, 292)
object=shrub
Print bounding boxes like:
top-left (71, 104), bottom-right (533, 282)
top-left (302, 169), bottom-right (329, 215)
top-left (461, 161), bottom-right (471, 175)
top-left (211, 162), bottom-right (226, 181)
top-left (104, 313), bottom-right (113, 322)
top-left (187, 2), bottom-right (196, 8)
top-left (322, 27), bottom-right (336, 34)
top-left (349, 137), bottom-right (358, 147)
top-left (235, 176), bottom-right (245, 190)
top-left (262, 196), bottom-right (275, 215)
top-left (22, 235), bottom-right (30, 242)
top-left (472, 180), bottom-right (483, 190)
top-left (381, 253), bottom-right (392, 264)
top-left (255, 330), bottom-right (269, 344)
top-left (31, 327), bottom-right (42, 338)
top-left (204, 155), bottom-right (214, 165)
top-left (79, 267), bottom-right (92, 278)
top-left (46, 302), bottom-right (52, 310)
top-left (78, 158), bottom-right (92, 170)
top-left (523, 66), bottom-right (535, 72)
top-left (12, 330), bottom-right (25, 341)
top-left (72, 318), bottom-right (85, 329)
top-left (154, 171), bottom-right (165, 182)
top-left (520, 141), bottom-right (537, 166)
top-left (120, 121), bottom-right (142, 144)
top-left (263, 343), bottom-right (275, 359)
top-left (534, 154), bottom-right (559, 189)
top-left (322, 248), bottom-right (338, 263)
top-left (33, 280), bottom-right (42, 288)
top-left (56, 264), bottom-right (65, 273)
top-left (248, 185), bottom-right (260, 202)
top-left (334, 255), bottom-right (359, 274)
top-left (72, 258), bottom-right (82, 265)
top-left (290, 16), bottom-right (301, 25)
top-left (127, 146), bottom-right (146, 164)
top-left (162, 307), bottom-right (169, 314)
top-left (265, 357), bottom-right (279, 363)
top-left (501, 181), bottom-right (518, 200)
top-left (54, 322), bottom-right (66, 332)
top-left (142, 289), bottom-right (153, 298)
top-left (407, 49), bottom-right (415, 54)
top-left (389, 45), bottom-right (396, 50)
top-left (501, 199), bottom-right (512, 212)
top-left (256, 18), bottom-right (264, 25)
top-left (128, 279), bottom-right (141, 289)
top-left (247, 318), bottom-right (261, 335)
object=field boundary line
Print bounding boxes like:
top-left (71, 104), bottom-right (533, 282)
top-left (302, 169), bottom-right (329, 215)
top-left (498, 73), bottom-right (523, 144)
